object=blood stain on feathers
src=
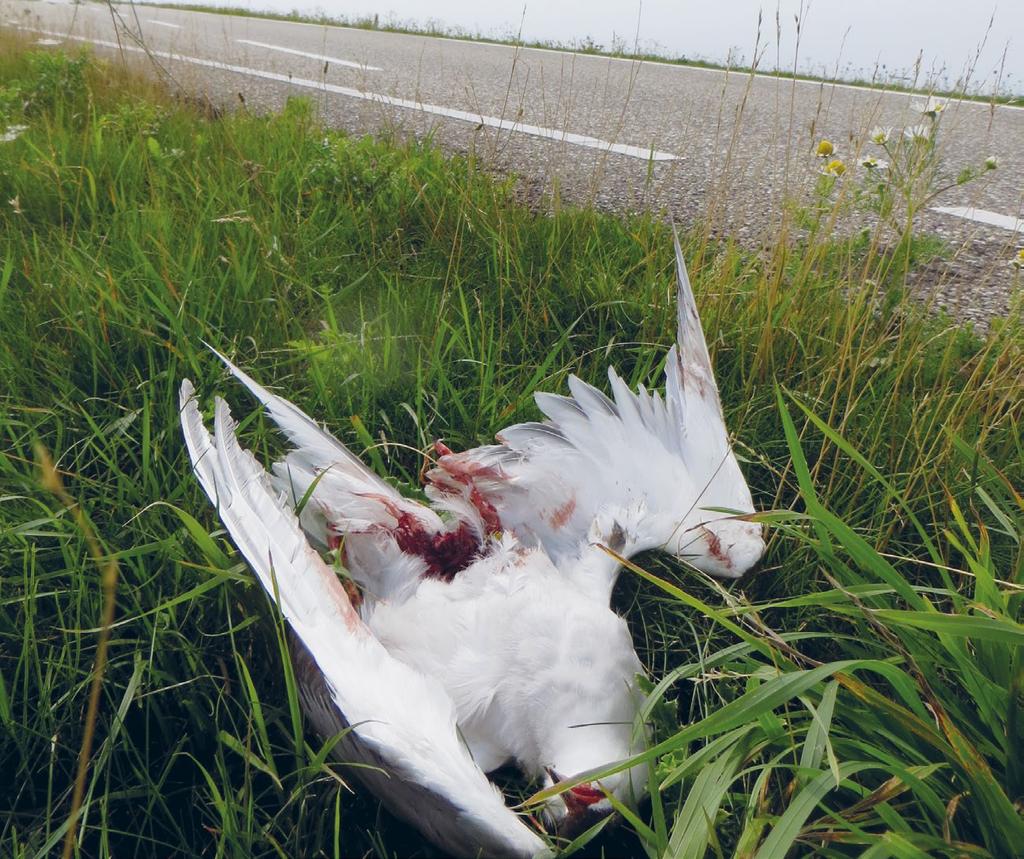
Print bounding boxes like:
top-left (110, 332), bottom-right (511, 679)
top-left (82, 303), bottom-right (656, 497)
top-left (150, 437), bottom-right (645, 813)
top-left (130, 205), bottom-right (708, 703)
top-left (548, 496), bottom-right (577, 530)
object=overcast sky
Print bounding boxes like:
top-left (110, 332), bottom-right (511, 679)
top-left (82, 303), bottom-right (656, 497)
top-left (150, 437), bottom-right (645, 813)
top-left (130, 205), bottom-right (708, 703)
top-left (154, 0), bottom-right (1022, 94)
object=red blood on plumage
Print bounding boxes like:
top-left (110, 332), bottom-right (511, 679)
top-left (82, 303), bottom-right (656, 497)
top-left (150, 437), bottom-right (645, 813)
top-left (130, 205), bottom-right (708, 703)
top-left (332, 451), bottom-right (505, 582)
top-left (391, 509), bottom-right (481, 581)
top-left (433, 443), bottom-right (505, 482)
top-left (470, 486), bottom-right (502, 534)
top-left (430, 442), bottom-right (505, 536)
top-left (703, 527), bottom-right (730, 565)
top-left (548, 496), bottom-right (576, 530)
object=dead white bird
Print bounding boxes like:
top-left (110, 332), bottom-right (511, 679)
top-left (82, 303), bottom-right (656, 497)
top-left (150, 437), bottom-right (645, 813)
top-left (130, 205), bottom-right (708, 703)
top-left (179, 234), bottom-right (763, 855)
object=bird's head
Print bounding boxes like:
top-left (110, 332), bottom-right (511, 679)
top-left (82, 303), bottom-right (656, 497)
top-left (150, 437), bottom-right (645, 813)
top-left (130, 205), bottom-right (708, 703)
top-left (532, 683), bottom-right (649, 841)
top-left (540, 760), bottom-right (646, 840)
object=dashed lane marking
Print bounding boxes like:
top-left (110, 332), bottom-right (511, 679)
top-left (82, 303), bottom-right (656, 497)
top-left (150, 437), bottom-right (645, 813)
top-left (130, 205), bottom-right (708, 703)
top-left (22, 28), bottom-right (680, 162)
top-left (236, 38), bottom-right (382, 71)
top-left (931, 206), bottom-right (1023, 233)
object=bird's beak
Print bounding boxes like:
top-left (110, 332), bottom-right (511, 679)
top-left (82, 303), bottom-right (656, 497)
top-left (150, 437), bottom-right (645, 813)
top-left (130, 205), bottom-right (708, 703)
top-left (546, 773), bottom-right (614, 839)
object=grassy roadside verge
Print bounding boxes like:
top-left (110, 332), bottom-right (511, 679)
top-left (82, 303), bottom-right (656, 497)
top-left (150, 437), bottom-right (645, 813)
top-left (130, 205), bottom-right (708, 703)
top-left (1, 35), bottom-right (1022, 858)
top-left (133, 1), bottom-right (1024, 105)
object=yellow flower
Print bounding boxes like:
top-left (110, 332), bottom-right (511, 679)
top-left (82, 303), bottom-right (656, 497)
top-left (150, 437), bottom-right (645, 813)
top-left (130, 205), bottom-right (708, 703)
top-left (816, 139), bottom-right (835, 158)
top-left (821, 158), bottom-right (846, 177)
top-left (1012, 249), bottom-right (1024, 270)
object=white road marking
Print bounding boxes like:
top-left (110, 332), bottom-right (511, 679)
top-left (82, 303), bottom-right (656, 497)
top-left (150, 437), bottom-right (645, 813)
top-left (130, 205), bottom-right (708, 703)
top-left (122, 6), bottom-right (1024, 113)
top-left (147, 20), bottom-right (182, 30)
top-left (931, 206), bottom-right (1023, 233)
top-left (236, 38), bottom-right (381, 71)
top-left (22, 28), bottom-right (679, 162)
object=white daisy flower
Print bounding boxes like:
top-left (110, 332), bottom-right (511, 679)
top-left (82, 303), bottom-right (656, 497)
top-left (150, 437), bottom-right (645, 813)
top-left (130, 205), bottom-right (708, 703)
top-left (869, 126), bottom-right (891, 145)
top-left (903, 124), bottom-right (931, 141)
top-left (860, 156), bottom-right (889, 171)
top-left (984, 155), bottom-right (998, 170)
top-left (912, 96), bottom-right (947, 118)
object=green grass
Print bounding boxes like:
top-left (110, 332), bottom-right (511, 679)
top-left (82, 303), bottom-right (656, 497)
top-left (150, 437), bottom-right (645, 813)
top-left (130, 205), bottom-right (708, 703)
top-left (139, 1), bottom-right (1024, 104)
top-left (1, 38), bottom-right (1022, 858)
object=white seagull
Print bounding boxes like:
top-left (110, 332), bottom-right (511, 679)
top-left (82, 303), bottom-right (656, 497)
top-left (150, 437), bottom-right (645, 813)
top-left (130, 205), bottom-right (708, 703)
top-left (179, 234), bottom-right (763, 857)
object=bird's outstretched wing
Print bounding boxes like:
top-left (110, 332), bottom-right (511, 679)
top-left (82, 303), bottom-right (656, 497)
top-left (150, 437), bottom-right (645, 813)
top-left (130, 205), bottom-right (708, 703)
top-left (205, 345), bottom-right (448, 548)
top-left (179, 382), bottom-right (547, 859)
top-left (427, 231), bottom-right (761, 580)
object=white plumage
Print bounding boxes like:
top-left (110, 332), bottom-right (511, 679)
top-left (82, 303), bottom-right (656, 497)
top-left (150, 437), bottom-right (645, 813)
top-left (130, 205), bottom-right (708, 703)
top-left (426, 232), bottom-right (765, 585)
top-left (179, 234), bottom-right (763, 856)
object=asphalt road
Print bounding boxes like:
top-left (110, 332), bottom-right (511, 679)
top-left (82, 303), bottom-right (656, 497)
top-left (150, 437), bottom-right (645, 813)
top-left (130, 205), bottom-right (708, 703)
top-left (4, 0), bottom-right (1023, 326)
